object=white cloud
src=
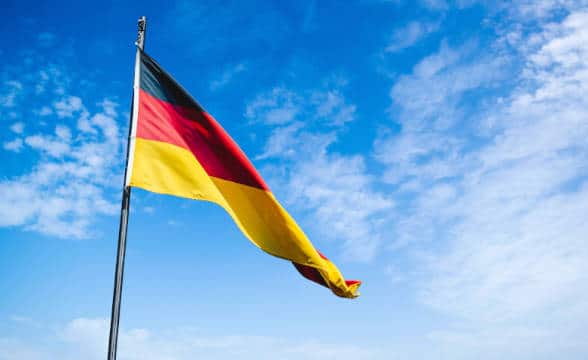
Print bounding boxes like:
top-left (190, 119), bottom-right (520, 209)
top-left (247, 85), bottom-right (356, 127)
top-left (98, 99), bottom-right (118, 117)
top-left (1, 317), bottom-right (382, 360)
top-left (425, 321), bottom-right (588, 360)
top-left (311, 89), bottom-right (356, 126)
top-left (23, 133), bottom-right (70, 157)
top-left (413, 0), bottom-right (484, 11)
top-left (33, 66), bottom-right (63, 96)
top-left (385, 20), bottom-right (440, 52)
top-left (35, 106), bottom-right (53, 116)
top-left (0, 80), bottom-right (23, 107)
top-left (280, 146), bottom-right (394, 261)
top-left (3, 138), bottom-right (23, 152)
top-left (420, 0), bottom-right (448, 10)
top-left (10, 316), bottom-right (42, 328)
top-left (0, 94), bottom-right (121, 238)
top-left (256, 122), bottom-right (307, 160)
top-left (0, 338), bottom-right (46, 360)
top-left (54, 96), bottom-right (84, 118)
top-left (248, 84), bottom-right (391, 261)
top-left (210, 62), bottom-right (247, 90)
top-left (55, 125), bottom-right (72, 141)
top-left (375, 40), bottom-right (508, 189)
top-left (245, 87), bottom-right (301, 125)
top-left (506, 0), bottom-right (582, 20)
top-left (10, 122), bottom-right (25, 134)
top-left (0, 47), bottom-right (123, 240)
top-left (424, 6), bottom-right (588, 319)
top-left (392, 40), bottom-right (507, 130)
top-left (377, 5), bottom-right (588, 357)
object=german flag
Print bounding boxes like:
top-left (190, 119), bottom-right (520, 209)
top-left (126, 50), bottom-right (361, 298)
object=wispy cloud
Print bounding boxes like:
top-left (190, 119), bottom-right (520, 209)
top-left (3, 138), bottom-right (23, 152)
top-left (248, 82), bottom-right (391, 261)
top-left (10, 122), bottom-right (25, 134)
top-left (54, 96), bottom-right (83, 118)
top-left (415, 0), bottom-right (481, 11)
top-left (506, 0), bottom-right (582, 20)
top-left (246, 87), bottom-right (302, 126)
top-left (377, 3), bottom-right (588, 356)
top-left (0, 43), bottom-right (122, 239)
top-left (209, 63), bottom-right (247, 91)
top-left (0, 99), bottom-right (121, 238)
top-left (420, 0), bottom-right (449, 10)
top-left (246, 85), bottom-right (357, 129)
top-left (385, 20), bottom-right (440, 52)
top-left (1, 317), bottom-right (382, 360)
top-left (0, 80), bottom-right (23, 107)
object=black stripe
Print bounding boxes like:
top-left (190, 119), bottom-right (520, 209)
top-left (139, 50), bottom-right (203, 110)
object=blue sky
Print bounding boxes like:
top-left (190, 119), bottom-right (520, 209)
top-left (1, 0), bottom-right (588, 359)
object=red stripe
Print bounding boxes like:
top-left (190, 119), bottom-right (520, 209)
top-left (293, 262), bottom-right (329, 287)
top-left (136, 89), bottom-right (269, 191)
top-left (345, 280), bottom-right (361, 286)
top-left (293, 251), bottom-right (361, 289)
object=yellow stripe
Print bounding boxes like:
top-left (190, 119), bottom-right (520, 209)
top-left (129, 138), bottom-right (359, 298)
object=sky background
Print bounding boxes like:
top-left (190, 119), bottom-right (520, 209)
top-left (1, 0), bottom-right (588, 359)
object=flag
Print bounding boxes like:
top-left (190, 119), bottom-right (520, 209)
top-left (125, 50), bottom-right (361, 298)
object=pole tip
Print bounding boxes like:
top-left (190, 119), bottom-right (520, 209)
top-left (135, 16), bottom-right (147, 49)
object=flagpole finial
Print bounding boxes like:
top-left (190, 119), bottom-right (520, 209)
top-left (135, 16), bottom-right (147, 50)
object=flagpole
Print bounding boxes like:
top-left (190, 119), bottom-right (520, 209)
top-left (106, 16), bottom-right (146, 360)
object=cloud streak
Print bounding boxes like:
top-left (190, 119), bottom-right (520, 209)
top-left (248, 83), bottom-right (391, 261)
top-left (1, 317), bottom-right (382, 360)
top-left (210, 63), bottom-right (247, 91)
top-left (0, 46), bottom-right (122, 239)
top-left (385, 20), bottom-right (440, 53)
top-left (377, 4), bottom-right (588, 357)
top-left (0, 99), bottom-right (121, 238)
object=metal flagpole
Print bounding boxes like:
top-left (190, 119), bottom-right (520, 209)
top-left (106, 16), bottom-right (146, 360)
